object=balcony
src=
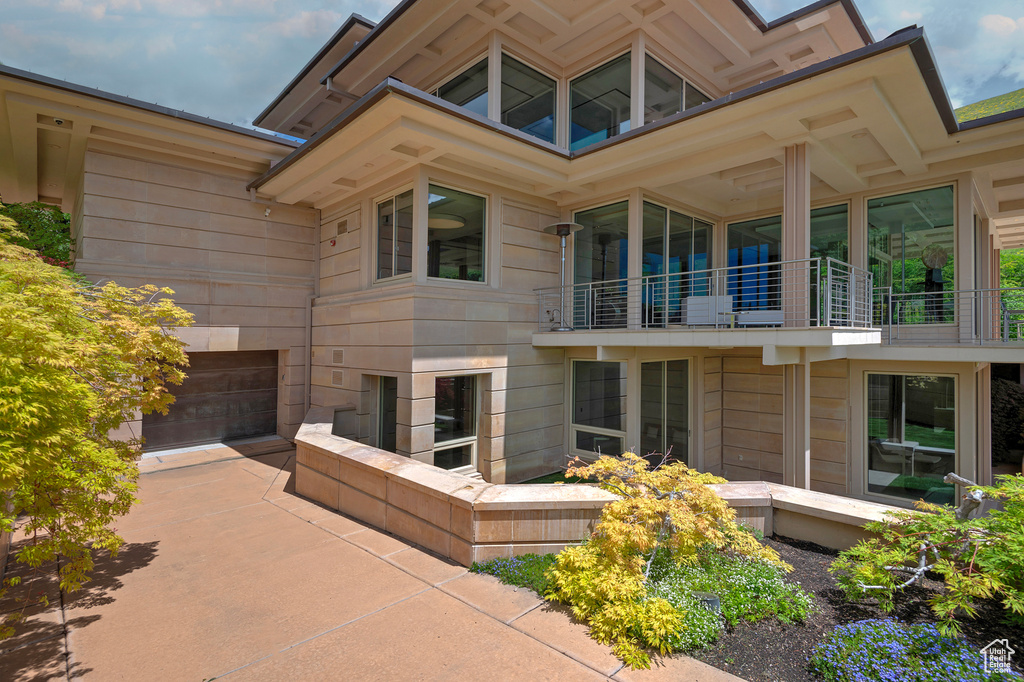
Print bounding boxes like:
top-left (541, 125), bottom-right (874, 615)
top-left (534, 258), bottom-right (879, 350)
top-left (873, 287), bottom-right (1024, 346)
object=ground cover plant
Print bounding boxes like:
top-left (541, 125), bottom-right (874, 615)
top-left (810, 618), bottom-right (1021, 682)
top-left (470, 554), bottom-right (556, 594)
top-left (831, 473), bottom-right (1024, 636)
top-left (0, 206), bottom-right (192, 638)
top-left (477, 452), bottom-right (813, 669)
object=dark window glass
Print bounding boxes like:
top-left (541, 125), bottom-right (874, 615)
top-left (427, 184), bottom-right (485, 281)
top-left (811, 204), bottom-right (849, 262)
top-left (644, 56), bottom-right (682, 125)
top-left (435, 376), bottom-right (476, 444)
top-left (574, 201), bottom-right (629, 328)
top-left (868, 186), bottom-right (955, 324)
top-left (867, 374), bottom-right (956, 504)
top-left (377, 189), bottom-right (413, 279)
top-left (501, 54), bottom-right (555, 143)
top-left (727, 215), bottom-right (782, 311)
top-left (572, 361), bottom-right (626, 432)
top-left (570, 54), bottom-right (631, 151)
top-left (640, 360), bottom-right (689, 464)
top-left (683, 82), bottom-right (711, 110)
top-left (437, 59), bottom-right (488, 117)
top-left (378, 376), bottom-right (397, 453)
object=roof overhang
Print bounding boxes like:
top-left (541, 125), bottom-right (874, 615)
top-left (250, 28), bottom-right (1024, 217)
top-left (254, 14), bottom-right (375, 135)
top-left (0, 65), bottom-right (297, 215)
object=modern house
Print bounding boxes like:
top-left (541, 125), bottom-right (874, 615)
top-left (2, 0), bottom-right (1023, 510)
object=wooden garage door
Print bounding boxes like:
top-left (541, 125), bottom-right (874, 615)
top-left (142, 350), bottom-right (279, 451)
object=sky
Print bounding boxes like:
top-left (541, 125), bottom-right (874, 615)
top-left (1, 0), bottom-right (1022, 131)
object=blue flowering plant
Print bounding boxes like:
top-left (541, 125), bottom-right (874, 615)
top-left (470, 553), bottom-right (557, 594)
top-left (809, 618), bottom-right (1021, 681)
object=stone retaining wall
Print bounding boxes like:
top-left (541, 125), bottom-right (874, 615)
top-left (294, 408), bottom-right (900, 566)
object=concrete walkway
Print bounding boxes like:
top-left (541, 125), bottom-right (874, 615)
top-left (0, 440), bottom-right (742, 681)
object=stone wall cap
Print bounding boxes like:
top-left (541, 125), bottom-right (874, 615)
top-left (474, 484), bottom-right (618, 511)
top-left (766, 482), bottom-right (899, 525)
top-left (386, 461), bottom-right (489, 502)
top-left (708, 481), bottom-right (772, 506)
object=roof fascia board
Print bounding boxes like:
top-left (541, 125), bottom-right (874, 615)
top-left (253, 13), bottom-right (376, 126)
top-left (254, 26), bottom-right (977, 193)
top-left (0, 65), bottom-right (298, 148)
top-left (323, 0), bottom-right (874, 84)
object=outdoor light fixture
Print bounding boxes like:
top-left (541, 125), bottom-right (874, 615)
top-left (543, 221), bottom-right (583, 331)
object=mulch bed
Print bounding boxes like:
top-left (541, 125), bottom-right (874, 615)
top-left (688, 535), bottom-right (1024, 681)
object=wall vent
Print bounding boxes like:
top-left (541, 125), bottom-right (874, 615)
top-left (332, 349), bottom-right (345, 365)
top-left (331, 370), bottom-right (344, 387)
top-left (337, 219), bottom-right (348, 235)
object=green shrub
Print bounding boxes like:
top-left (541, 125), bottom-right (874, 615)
top-left (831, 474), bottom-right (1024, 635)
top-left (470, 553), bottom-right (556, 594)
top-left (649, 547), bottom-right (813, 630)
top-left (545, 453), bottom-right (791, 669)
top-left (0, 202), bottom-right (71, 265)
top-left (810, 618), bottom-right (1021, 681)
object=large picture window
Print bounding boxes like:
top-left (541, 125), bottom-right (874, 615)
top-left (571, 360), bottom-right (626, 455)
top-left (867, 373), bottom-right (956, 504)
top-left (434, 375), bottom-right (477, 470)
top-left (435, 59), bottom-right (488, 117)
top-left (376, 189), bottom-right (413, 280)
top-left (501, 54), bottom-right (555, 143)
top-left (427, 184), bottom-right (485, 281)
top-left (570, 54), bottom-right (631, 151)
top-left (868, 186), bottom-right (955, 324)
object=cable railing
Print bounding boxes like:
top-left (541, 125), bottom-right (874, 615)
top-left (537, 258), bottom-right (873, 332)
top-left (873, 287), bottom-right (1024, 344)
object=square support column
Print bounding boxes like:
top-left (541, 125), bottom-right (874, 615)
top-left (783, 352), bottom-right (811, 489)
top-left (783, 144), bottom-right (810, 327)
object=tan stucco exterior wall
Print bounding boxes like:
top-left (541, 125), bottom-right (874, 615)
top-left (75, 146), bottom-right (318, 440)
top-left (308, 177), bottom-right (566, 483)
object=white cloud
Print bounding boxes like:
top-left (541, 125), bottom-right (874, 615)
top-left (980, 14), bottom-right (1024, 36)
top-left (274, 10), bottom-right (344, 39)
top-left (145, 33), bottom-right (175, 58)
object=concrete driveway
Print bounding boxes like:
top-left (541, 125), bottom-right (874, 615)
top-left (0, 439), bottom-right (740, 681)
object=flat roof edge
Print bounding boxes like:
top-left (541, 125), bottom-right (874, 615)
top-left (254, 13), bottom-right (376, 127)
top-left (0, 64), bottom-right (299, 148)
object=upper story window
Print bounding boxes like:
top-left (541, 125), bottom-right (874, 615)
top-left (570, 54), bottom-right (631, 151)
top-left (435, 59), bottom-right (488, 117)
top-left (868, 186), bottom-right (955, 325)
top-left (501, 54), bottom-right (556, 144)
top-left (427, 184), bottom-right (485, 281)
top-left (644, 55), bottom-right (711, 125)
top-left (376, 189), bottom-right (413, 280)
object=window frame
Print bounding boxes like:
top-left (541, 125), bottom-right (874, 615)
top-left (642, 53), bottom-right (712, 125)
top-left (568, 51), bottom-right (633, 151)
top-left (865, 182), bottom-right (958, 325)
top-left (425, 181), bottom-right (489, 285)
top-left (862, 370), bottom-right (958, 505)
top-left (374, 186), bottom-right (415, 283)
top-left (432, 374), bottom-right (480, 472)
top-left (569, 359), bottom-right (628, 459)
top-left (500, 51), bottom-right (558, 144)
top-left (431, 56), bottom-right (489, 117)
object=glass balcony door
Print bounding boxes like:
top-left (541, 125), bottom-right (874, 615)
top-left (640, 360), bottom-right (690, 464)
top-left (642, 202), bottom-right (711, 327)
